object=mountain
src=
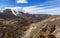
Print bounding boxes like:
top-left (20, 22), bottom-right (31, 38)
top-left (0, 8), bottom-right (52, 38)
top-left (0, 8), bottom-right (26, 19)
top-left (0, 9), bottom-right (18, 19)
top-left (0, 8), bottom-right (51, 21)
top-left (0, 8), bottom-right (60, 38)
top-left (0, 8), bottom-right (24, 16)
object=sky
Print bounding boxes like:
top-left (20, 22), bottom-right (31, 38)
top-left (0, 0), bottom-right (60, 14)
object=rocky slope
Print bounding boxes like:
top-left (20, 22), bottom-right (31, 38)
top-left (0, 8), bottom-right (60, 38)
top-left (0, 9), bottom-right (51, 38)
top-left (22, 16), bottom-right (60, 38)
top-left (1, 8), bottom-right (60, 38)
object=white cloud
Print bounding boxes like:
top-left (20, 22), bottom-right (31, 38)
top-left (40, 7), bottom-right (60, 15)
top-left (2, 0), bottom-right (60, 15)
top-left (22, 0), bottom-right (60, 14)
top-left (4, 7), bottom-right (22, 10)
top-left (23, 5), bottom-right (60, 15)
top-left (23, 6), bottom-right (43, 14)
top-left (4, 7), bottom-right (25, 13)
top-left (16, 0), bottom-right (28, 3)
top-left (3, 6), bottom-right (60, 15)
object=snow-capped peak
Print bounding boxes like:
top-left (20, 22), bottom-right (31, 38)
top-left (0, 8), bottom-right (25, 16)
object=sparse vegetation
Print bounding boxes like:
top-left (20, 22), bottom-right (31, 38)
top-left (0, 9), bottom-right (54, 38)
top-left (0, 10), bottom-right (51, 38)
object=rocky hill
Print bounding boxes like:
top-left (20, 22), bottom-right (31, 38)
top-left (1, 8), bottom-right (60, 38)
top-left (0, 9), bottom-right (51, 38)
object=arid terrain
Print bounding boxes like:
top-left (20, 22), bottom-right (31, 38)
top-left (0, 9), bottom-right (60, 38)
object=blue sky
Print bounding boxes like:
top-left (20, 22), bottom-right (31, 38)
top-left (0, 0), bottom-right (48, 7)
top-left (0, 0), bottom-right (60, 14)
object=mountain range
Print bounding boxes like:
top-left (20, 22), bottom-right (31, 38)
top-left (0, 8), bottom-right (55, 38)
